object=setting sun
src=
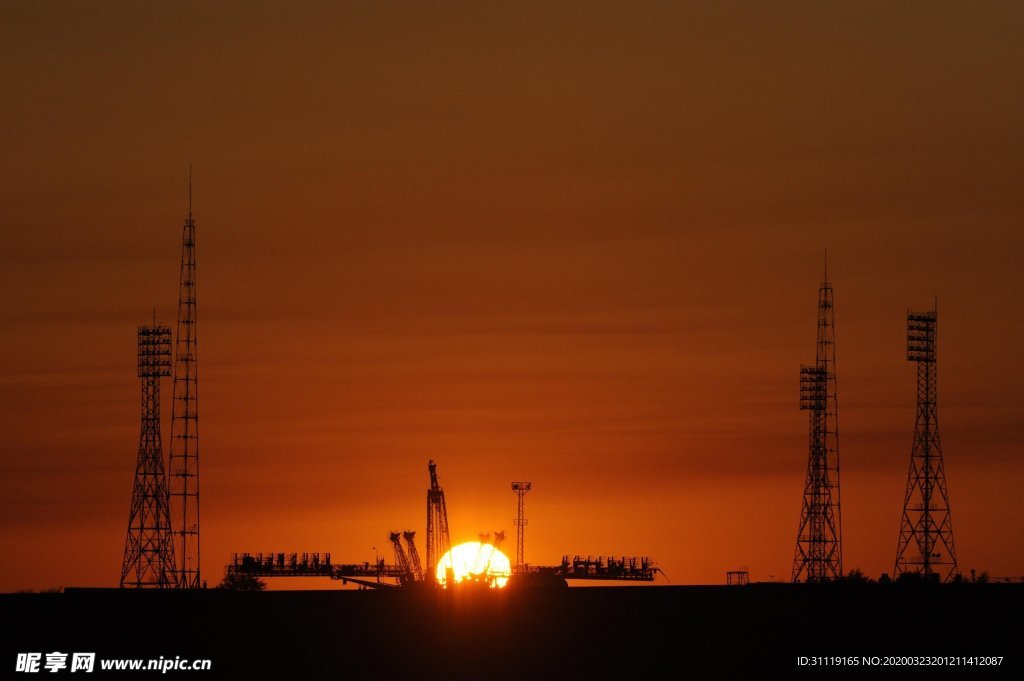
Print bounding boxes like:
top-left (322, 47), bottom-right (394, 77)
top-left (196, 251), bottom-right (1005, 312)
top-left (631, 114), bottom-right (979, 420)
top-left (435, 542), bottom-right (512, 588)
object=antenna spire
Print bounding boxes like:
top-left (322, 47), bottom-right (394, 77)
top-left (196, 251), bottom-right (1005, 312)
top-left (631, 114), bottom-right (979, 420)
top-left (170, 171), bottom-right (200, 589)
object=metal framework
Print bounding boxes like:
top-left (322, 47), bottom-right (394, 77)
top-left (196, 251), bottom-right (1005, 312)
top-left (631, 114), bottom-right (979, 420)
top-left (120, 324), bottom-right (176, 588)
top-left (547, 555), bottom-right (655, 581)
top-left (425, 460), bottom-right (452, 585)
top-left (169, 169), bottom-right (201, 589)
top-left (792, 264), bottom-right (843, 582)
top-left (390, 531), bottom-right (417, 585)
top-left (227, 552), bottom-right (658, 585)
top-left (511, 481), bottom-right (532, 573)
top-left (726, 568), bottom-right (750, 586)
top-left (895, 308), bottom-right (959, 582)
top-left (402, 531), bottom-right (424, 582)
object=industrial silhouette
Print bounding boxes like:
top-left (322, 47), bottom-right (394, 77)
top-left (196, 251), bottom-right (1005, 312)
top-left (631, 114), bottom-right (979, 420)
top-left (389, 531), bottom-right (422, 585)
top-left (119, 170), bottom-right (202, 590)
top-left (114, 203), bottom-right (974, 591)
top-left (792, 262), bottom-right (843, 582)
top-left (895, 306), bottom-right (959, 582)
top-left (511, 481), bottom-right (531, 573)
top-left (226, 460), bottom-right (657, 587)
top-left (119, 323), bottom-right (176, 588)
top-left (425, 459), bottom-right (453, 585)
top-left (169, 167), bottom-right (201, 589)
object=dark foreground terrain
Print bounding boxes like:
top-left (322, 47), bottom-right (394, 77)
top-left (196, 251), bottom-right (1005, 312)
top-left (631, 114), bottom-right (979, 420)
top-left (3, 583), bottom-right (1020, 679)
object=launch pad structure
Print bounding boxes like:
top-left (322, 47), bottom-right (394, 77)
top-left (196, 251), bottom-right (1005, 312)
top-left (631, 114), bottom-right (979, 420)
top-left (227, 461), bottom-right (657, 589)
top-left (114, 191), bottom-right (975, 595)
top-left (228, 552), bottom-right (658, 588)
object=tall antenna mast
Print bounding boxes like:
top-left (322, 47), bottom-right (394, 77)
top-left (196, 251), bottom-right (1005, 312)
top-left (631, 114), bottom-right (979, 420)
top-left (169, 166), bottom-right (201, 588)
top-left (792, 260), bottom-right (843, 582)
top-left (895, 305), bottom-right (958, 581)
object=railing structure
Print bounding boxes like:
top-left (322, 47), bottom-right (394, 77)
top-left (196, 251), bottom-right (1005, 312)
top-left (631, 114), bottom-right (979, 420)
top-left (227, 552), bottom-right (658, 586)
top-left (547, 555), bottom-right (657, 581)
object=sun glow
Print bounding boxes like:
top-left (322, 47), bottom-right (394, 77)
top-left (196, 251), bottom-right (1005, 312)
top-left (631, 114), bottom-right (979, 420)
top-left (435, 541), bottom-right (512, 588)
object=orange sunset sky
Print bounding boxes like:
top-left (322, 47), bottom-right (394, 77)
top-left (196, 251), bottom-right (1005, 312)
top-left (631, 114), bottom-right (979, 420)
top-left (1, 2), bottom-right (1022, 591)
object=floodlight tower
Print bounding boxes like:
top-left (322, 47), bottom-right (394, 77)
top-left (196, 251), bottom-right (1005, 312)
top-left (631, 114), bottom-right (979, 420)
top-left (792, 261), bottom-right (843, 582)
top-left (895, 306), bottom-right (959, 582)
top-left (120, 323), bottom-right (177, 588)
top-left (512, 481), bottom-right (532, 573)
top-left (169, 167), bottom-right (201, 589)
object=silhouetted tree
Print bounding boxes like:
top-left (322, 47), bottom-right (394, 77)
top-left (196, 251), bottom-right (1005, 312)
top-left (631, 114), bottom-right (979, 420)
top-left (895, 571), bottom-right (918, 584)
top-left (895, 571), bottom-right (940, 585)
top-left (838, 568), bottom-right (873, 584)
top-left (217, 572), bottom-right (267, 592)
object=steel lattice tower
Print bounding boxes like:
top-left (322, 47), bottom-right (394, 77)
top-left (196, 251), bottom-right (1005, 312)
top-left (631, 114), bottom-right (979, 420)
top-left (511, 481), bottom-right (531, 573)
top-left (895, 307), bottom-right (958, 582)
top-left (426, 460), bottom-right (452, 585)
top-left (169, 170), bottom-right (201, 589)
top-left (120, 323), bottom-right (176, 588)
top-left (792, 264), bottom-right (843, 582)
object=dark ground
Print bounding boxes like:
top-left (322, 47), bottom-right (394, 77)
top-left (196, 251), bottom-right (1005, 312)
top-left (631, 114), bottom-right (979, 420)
top-left (3, 583), bottom-right (1020, 679)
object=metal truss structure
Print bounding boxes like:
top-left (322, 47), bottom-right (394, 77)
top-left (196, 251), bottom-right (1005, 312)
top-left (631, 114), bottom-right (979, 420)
top-left (511, 481), bottom-right (532, 573)
top-left (425, 460), bottom-right (452, 585)
top-left (792, 264), bottom-right (843, 582)
top-left (895, 308), bottom-right (959, 582)
top-left (169, 169), bottom-right (201, 588)
top-left (120, 324), bottom-right (176, 588)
